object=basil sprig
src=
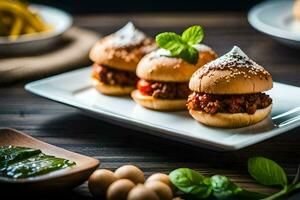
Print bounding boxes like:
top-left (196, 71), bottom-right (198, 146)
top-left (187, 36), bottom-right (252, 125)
top-left (170, 168), bottom-right (266, 200)
top-left (169, 168), bottom-right (212, 199)
top-left (248, 157), bottom-right (288, 187)
top-left (211, 175), bottom-right (267, 200)
top-left (155, 25), bottom-right (204, 64)
top-left (169, 157), bottom-right (300, 200)
top-left (248, 157), bottom-right (300, 200)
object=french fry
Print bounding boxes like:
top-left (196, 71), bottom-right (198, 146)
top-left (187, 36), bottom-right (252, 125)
top-left (0, 0), bottom-right (51, 39)
top-left (24, 25), bottom-right (36, 34)
top-left (0, 12), bottom-right (11, 36)
top-left (9, 16), bottom-right (23, 40)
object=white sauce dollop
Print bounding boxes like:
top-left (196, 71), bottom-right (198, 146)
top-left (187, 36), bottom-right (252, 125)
top-left (154, 48), bottom-right (172, 57)
top-left (154, 44), bottom-right (212, 57)
top-left (209, 45), bottom-right (253, 68)
top-left (228, 45), bottom-right (249, 58)
top-left (192, 44), bottom-right (213, 53)
top-left (197, 45), bottom-right (267, 79)
top-left (108, 22), bottom-right (146, 47)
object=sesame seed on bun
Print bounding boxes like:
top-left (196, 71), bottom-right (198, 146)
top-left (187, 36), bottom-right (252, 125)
top-left (132, 44), bottom-right (217, 111)
top-left (136, 44), bottom-right (217, 82)
top-left (90, 36), bottom-right (156, 72)
top-left (187, 46), bottom-right (273, 128)
top-left (89, 22), bottom-right (157, 72)
top-left (189, 46), bottom-right (273, 94)
top-left (90, 22), bottom-right (156, 96)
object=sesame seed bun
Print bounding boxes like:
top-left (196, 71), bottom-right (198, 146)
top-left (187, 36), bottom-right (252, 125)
top-left (189, 46), bottom-right (273, 94)
top-left (136, 45), bottom-right (217, 82)
top-left (90, 35), bottom-right (156, 72)
top-left (93, 78), bottom-right (134, 96)
top-left (294, 0), bottom-right (300, 21)
top-left (189, 104), bottom-right (272, 128)
top-left (131, 90), bottom-right (186, 111)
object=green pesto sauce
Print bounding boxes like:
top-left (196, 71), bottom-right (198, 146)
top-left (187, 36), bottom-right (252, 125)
top-left (0, 146), bottom-right (75, 179)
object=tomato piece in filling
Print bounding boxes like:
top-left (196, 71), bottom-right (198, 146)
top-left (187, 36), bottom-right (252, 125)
top-left (137, 79), bottom-right (190, 99)
top-left (137, 79), bottom-right (153, 95)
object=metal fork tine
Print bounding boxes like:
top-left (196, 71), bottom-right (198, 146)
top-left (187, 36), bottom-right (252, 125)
top-left (277, 116), bottom-right (300, 127)
top-left (272, 107), bottom-right (300, 127)
top-left (272, 107), bottom-right (300, 120)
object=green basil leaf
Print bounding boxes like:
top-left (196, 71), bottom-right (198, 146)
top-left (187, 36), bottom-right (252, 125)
top-left (169, 45), bottom-right (186, 57)
top-left (248, 157), bottom-right (288, 187)
top-left (155, 32), bottom-right (186, 55)
top-left (294, 182), bottom-right (300, 190)
top-left (181, 25), bottom-right (204, 45)
top-left (169, 168), bottom-right (212, 198)
top-left (155, 28), bottom-right (201, 64)
top-left (211, 175), bottom-right (242, 200)
top-left (211, 175), bottom-right (268, 200)
top-left (179, 46), bottom-right (199, 64)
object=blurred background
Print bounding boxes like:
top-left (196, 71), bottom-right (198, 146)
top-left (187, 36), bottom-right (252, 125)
top-left (1, 0), bottom-right (299, 85)
top-left (33, 0), bottom-right (264, 13)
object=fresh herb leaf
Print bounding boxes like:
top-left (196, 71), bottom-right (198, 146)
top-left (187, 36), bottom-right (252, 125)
top-left (248, 157), bottom-right (288, 187)
top-left (169, 168), bottom-right (212, 198)
top-left (179, 46), bottom-right (199, 64)
top-left (155, 25), bottom-right (204, 64)
top-left (169, 158), bottom-right (298, 200)
top-left (210, 175), bottom-right (268, 200)
top-left (247, 157), bottom-right (300, 200)
top-left (211, 175), bottom-right (242, 200)
top-left (293, 182), bottom-right (300, 190)
top-left (182, 25), bottom-right (204, 45)
top-left (155, 32), bottom-right (186, 55)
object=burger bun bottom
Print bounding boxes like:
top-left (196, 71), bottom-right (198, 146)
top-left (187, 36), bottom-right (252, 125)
top-left (131, 90), bottom-right (186, 111)
top-left (93, 78), bottom-right (134, 96)
top-left (189, 104), bottom-right (272, 128)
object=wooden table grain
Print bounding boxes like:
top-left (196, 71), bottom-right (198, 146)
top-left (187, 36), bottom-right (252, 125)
top-left (1, 13), bottom-right (300, 199)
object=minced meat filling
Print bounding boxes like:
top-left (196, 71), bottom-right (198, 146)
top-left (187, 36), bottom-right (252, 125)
top-left (137, 79), bottom-right (191, 99)
top-left (187, 92), bottom-right (272, 114)
top-left (92, 64), bottom-right (138, 86)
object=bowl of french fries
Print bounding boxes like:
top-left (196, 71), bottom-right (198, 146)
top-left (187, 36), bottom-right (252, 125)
top-left (0, 0), bottom-right (72, 55)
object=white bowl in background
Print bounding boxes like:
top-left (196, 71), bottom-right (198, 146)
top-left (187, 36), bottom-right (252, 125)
top-left (248, 0), bottom-right (300, 48)
top-left (0, 4), bottom-right (72, 55)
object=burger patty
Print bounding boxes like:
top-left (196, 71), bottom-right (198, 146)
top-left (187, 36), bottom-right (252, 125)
top-left (137, 79), bottom-right (191, 99)
top-left (187, 92), bottom-right (272, 114)
top-left (92, 64), bottom-right (138, 86)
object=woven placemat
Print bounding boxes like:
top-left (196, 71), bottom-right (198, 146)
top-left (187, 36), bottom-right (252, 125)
top-left (0, 27), bottom-right (100, 85)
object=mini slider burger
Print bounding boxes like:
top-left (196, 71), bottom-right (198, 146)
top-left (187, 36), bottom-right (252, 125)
top-left (187, 46), bottom-right (273, 128)
top-left (90, 22), bottom-right (156, 95)
top-left (132, 26), bottom-right (217, 110)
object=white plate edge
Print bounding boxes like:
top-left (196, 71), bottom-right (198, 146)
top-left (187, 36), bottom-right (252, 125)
top-left (24, 67), bottom-right (300, 151)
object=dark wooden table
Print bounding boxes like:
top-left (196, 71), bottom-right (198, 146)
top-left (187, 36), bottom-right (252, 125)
top-left (1, 13), bottom-right (300, 199)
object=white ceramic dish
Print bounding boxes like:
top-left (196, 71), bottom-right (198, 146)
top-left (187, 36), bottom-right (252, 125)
top-left (0, 4), bottom-right (72, 55)
top-left (248, 0), bottom-right (300, 48)
top-left (25, 67), bottom-right (300, 151)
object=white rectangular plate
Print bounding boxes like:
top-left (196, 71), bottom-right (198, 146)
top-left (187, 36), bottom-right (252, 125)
top-left (25, 67), bottom-right (300, 151)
